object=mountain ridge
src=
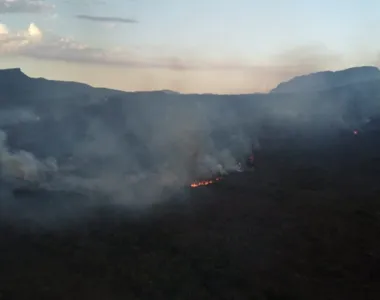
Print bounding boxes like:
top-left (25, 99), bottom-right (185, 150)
top-left (271, 66), bottom-right (380, 94)
top-left (1, 66), bottom-right (380, 97)
top-left (0, 68), bottom-right (181, 96)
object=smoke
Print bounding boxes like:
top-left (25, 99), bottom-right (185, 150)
top-left (2, 67), bottom-right (379, 227)
top-left (0, 108), bottom-right (40, 126)
top-left (0, 87), bottom-right (373, 211)
top-left (0, 130), bottom-right (57, 183)
top-left (48, 98), bottom-right (249, 205)
top-left (0, 103), bottom-right (249, 220)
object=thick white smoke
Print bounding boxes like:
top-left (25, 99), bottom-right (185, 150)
top-left (0, 130), bottom-right (57, 183)
top-left (0, 93), bottom-right (254, 213)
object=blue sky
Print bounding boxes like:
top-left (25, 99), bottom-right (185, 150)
top-left (0, 0), bottom-right (379, 93)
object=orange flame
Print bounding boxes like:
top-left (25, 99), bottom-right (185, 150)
top-left (190, 177), bottom-right (221, 188)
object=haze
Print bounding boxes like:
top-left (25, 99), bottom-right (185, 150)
top-left (0, 0), bottom-right (379, 93)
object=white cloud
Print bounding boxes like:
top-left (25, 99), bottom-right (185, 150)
top-left (0, 0), bottom-right (54, 14)
top-left (0, 25), bottom-right (255, 71)
top-left (27, 22), bottom-right (42, 38)
top-left (0, 22), bottom-right (355, 79)
top-left (0, 22), bottom-right (43, 54)
top-left (0, 22), bottom-right (214, 70)
top-left (0, 23), bottom-right (9, 34)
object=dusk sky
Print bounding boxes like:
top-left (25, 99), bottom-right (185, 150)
top-left (0, 0), bottom-right (379, 93)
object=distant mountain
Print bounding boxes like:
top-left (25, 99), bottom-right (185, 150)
top-left (156, 90), bottom-right (180, 94)
top-left (270, 66), bottom-right (380, 94)
top-left (1, 66), bottom-right (380, 195)
top-left (0, 68), bottom-right (123, 108)
top-left (0, 68), bottom-right (93, 92)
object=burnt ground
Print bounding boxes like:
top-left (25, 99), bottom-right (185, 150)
top-left (1, 132), bottom-right (380, 299)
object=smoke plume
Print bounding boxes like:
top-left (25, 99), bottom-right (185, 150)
top-left (0, 130), bottom-right (57, 183)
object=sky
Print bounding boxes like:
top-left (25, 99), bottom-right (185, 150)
top-left (0, 0), bottom-right (379, 94)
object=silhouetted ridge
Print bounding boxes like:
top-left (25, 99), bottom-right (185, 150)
top-left (0, 68), bottom-right (121, 104)
top-left (271, 66), bottom-right (380, 94)
top-left (0, 68), bottom-right (29, 82)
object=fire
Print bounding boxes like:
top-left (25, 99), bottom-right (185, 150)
top-left (190, 177), bottom-right (221, 188)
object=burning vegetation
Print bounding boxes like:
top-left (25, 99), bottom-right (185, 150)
top-left (189, 150), bottom-right (255, 188)
top-left (190, 177), bottom-right (222, 188)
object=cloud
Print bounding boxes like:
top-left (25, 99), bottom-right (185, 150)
top-left (0, 22), bottom-right (354, 85)
top-left (0, 22), bottom-right (42, 53)
top-left (0, 23), bottom-right (230, 70)
top-left (64, 0), bottom-right (106, 5)
top-left (0, 23), bottom-right (8, 34)
top-left (0, 0), bottom-right (54, 14)
top-left (76, 14), bottom-right (138, 24)
top-left (27, 22), bottom-right (42, 37)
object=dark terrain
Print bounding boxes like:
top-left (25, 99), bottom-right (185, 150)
top-left (1, 67), bottom-right (380, 299)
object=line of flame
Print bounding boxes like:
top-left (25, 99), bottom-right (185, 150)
top-left (190, 177), bottom-right (221, 188)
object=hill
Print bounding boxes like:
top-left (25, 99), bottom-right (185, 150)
top-left (1, 66), bottom-right (380, 181)
top-left (1, 66), bottom-right (380, 299)
top-left (270, 66), bottom-right (380, 94)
